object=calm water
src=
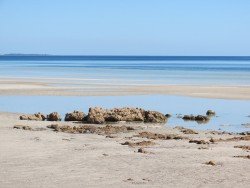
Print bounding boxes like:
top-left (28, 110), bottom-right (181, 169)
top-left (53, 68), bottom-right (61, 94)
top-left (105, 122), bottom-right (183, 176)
top-left (0, 56), bottom-right (250, 85)
top-left (0, 56), bottom-right (249, 132)
top-left (0, 95), bottom-right (249, 133)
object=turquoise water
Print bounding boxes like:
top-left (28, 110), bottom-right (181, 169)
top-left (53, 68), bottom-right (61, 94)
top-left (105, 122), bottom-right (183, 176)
top-left (1, 56), bottom-right (250, 85)
top-left (0, 95), bottom-right (249, 133)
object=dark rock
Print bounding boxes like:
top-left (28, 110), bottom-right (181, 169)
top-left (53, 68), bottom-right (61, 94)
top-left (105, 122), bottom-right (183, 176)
top-left (206, 110), bottom-right (216, 116)
top-left (189, 139), bottom-right (209, 144)
top-left (47, 112), bottom-right (61, 121)
top-left (195, 115), bottom-right (210, 122)
top-left (239, 131), bottom-right (250, 135)
top-left (65, 111), bottom-right (85, 121)
top-left (234, 155), bottom-right (250, 159)
top-left (182, 114), bottom-right (210, 122)
top-left (182, 115), bottom-right (196, 121)
top-left (165, 114), bottom-right (172, 118)
top-left (138, 148), bottom-right (147, 153)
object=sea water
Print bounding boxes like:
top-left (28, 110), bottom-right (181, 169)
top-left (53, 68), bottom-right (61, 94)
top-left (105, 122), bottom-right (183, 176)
top-left (0, 56), bottom-right (250, 85)
top-left (0, 56), bottom-right (249, 132)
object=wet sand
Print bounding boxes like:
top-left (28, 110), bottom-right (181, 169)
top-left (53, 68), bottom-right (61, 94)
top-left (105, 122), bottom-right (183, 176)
top-left (0, 112), bottom-right (249, 187)
top-left (1, 78), bottom-right (250, 99)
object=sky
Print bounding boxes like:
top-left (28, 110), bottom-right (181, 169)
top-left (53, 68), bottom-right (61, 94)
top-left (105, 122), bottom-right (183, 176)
top-left (0, 0), bottom-right (250, 55)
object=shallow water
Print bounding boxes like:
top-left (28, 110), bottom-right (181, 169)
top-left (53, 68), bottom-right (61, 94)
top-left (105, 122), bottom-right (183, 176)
top-left (0, 95), bottom-right (249, 133)
top-left (1, 56), bottom-right (250, 85)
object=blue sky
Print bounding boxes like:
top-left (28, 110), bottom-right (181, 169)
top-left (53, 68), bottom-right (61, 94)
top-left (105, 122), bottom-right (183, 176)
top-left (0, 0), bottom-right (250, 55)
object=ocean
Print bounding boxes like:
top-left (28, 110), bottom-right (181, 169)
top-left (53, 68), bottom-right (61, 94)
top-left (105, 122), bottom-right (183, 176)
top-left (0, 56), bottom-right (250, 85)
top-left (0, 56), bottom-right (249, 132)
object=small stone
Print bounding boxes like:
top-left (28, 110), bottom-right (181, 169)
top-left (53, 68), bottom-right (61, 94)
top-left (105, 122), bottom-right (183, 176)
top-left (165, 114), bottom-right (172, 118)
top-left (205, 161), bottom-right (216, 166)
top-left (138, 148), bottom-right (147, 153)
top-left (206, 110), bottom-right (216, 116)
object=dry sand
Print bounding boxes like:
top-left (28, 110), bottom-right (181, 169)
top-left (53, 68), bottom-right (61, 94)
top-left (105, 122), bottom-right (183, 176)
top-left (1, 78), bottom-right (250, 99)
top-left (0, 112), bottom-right (249, 188)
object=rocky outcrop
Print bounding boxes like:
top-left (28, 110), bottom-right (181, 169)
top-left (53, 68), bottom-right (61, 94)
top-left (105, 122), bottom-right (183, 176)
top-left (64, 111), bottom-right (85, 121)
top-left (47, 112), bottom-right (61, 121)
top-left (19, 113), bottom-right (46, 121)
top-left (86, 107), bottom-right (167, 124)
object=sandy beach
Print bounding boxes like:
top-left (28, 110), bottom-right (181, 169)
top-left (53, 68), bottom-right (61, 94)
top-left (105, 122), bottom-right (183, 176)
top-left (1, 0), bottom-right (250, 187)
top-left (0, 112), bottom-right (249, 187)
top-left (1, 77), bottom-right (250, 187)
top-left (1, 78), bottom-right (250, 100)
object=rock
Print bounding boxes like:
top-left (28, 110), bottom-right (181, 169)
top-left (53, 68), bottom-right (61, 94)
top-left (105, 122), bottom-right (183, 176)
top-left (175, 126), bottom-right (198, 134)
top-left (234, 155), bottom-right (250, 159)
top-left (165, 114), bottom-right (172, 118)
top-left (19, 113), bottom-right (46, 121)
top-left (47, 112), bottom-right (61, 121)
top-left (189, 139), bottom-right (209, 144)
top-left (144, 110), bottom-right (167, 123)
top-left (239, 131), bottom-right (250, 135)
top-left (110, 107), bottom-right (145, 122)
top-left (182, 115), bottom-right (196, 121)
top-left (47, 124), bottom-right (135, 135)
top-left (121, 140), bottom-right (155, 147)
top-left (206, 110), bottom-right (216, 116)
top-left (198, 146), bottom-right (209, 150)
top-left (87, 107), bottom-right (106, 124)
top-left (182, 114), bottom-right (210, 122)
top-left (195, 115), bottom-right (210, 122)
top-left (65, 111), bottom-right (85, 121)
top-left (47, 124), bottom-right (60, 131)
top-left (14, 125), bottom-right (32, 130)
top-left (205, 161), bottom-right (216, 166)
top-left (86, 107), bottom-right (166, 124)
top-left (137, 131), bottom-right (185, 140)
top-left (138, 148), bottom-right (147, 153)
